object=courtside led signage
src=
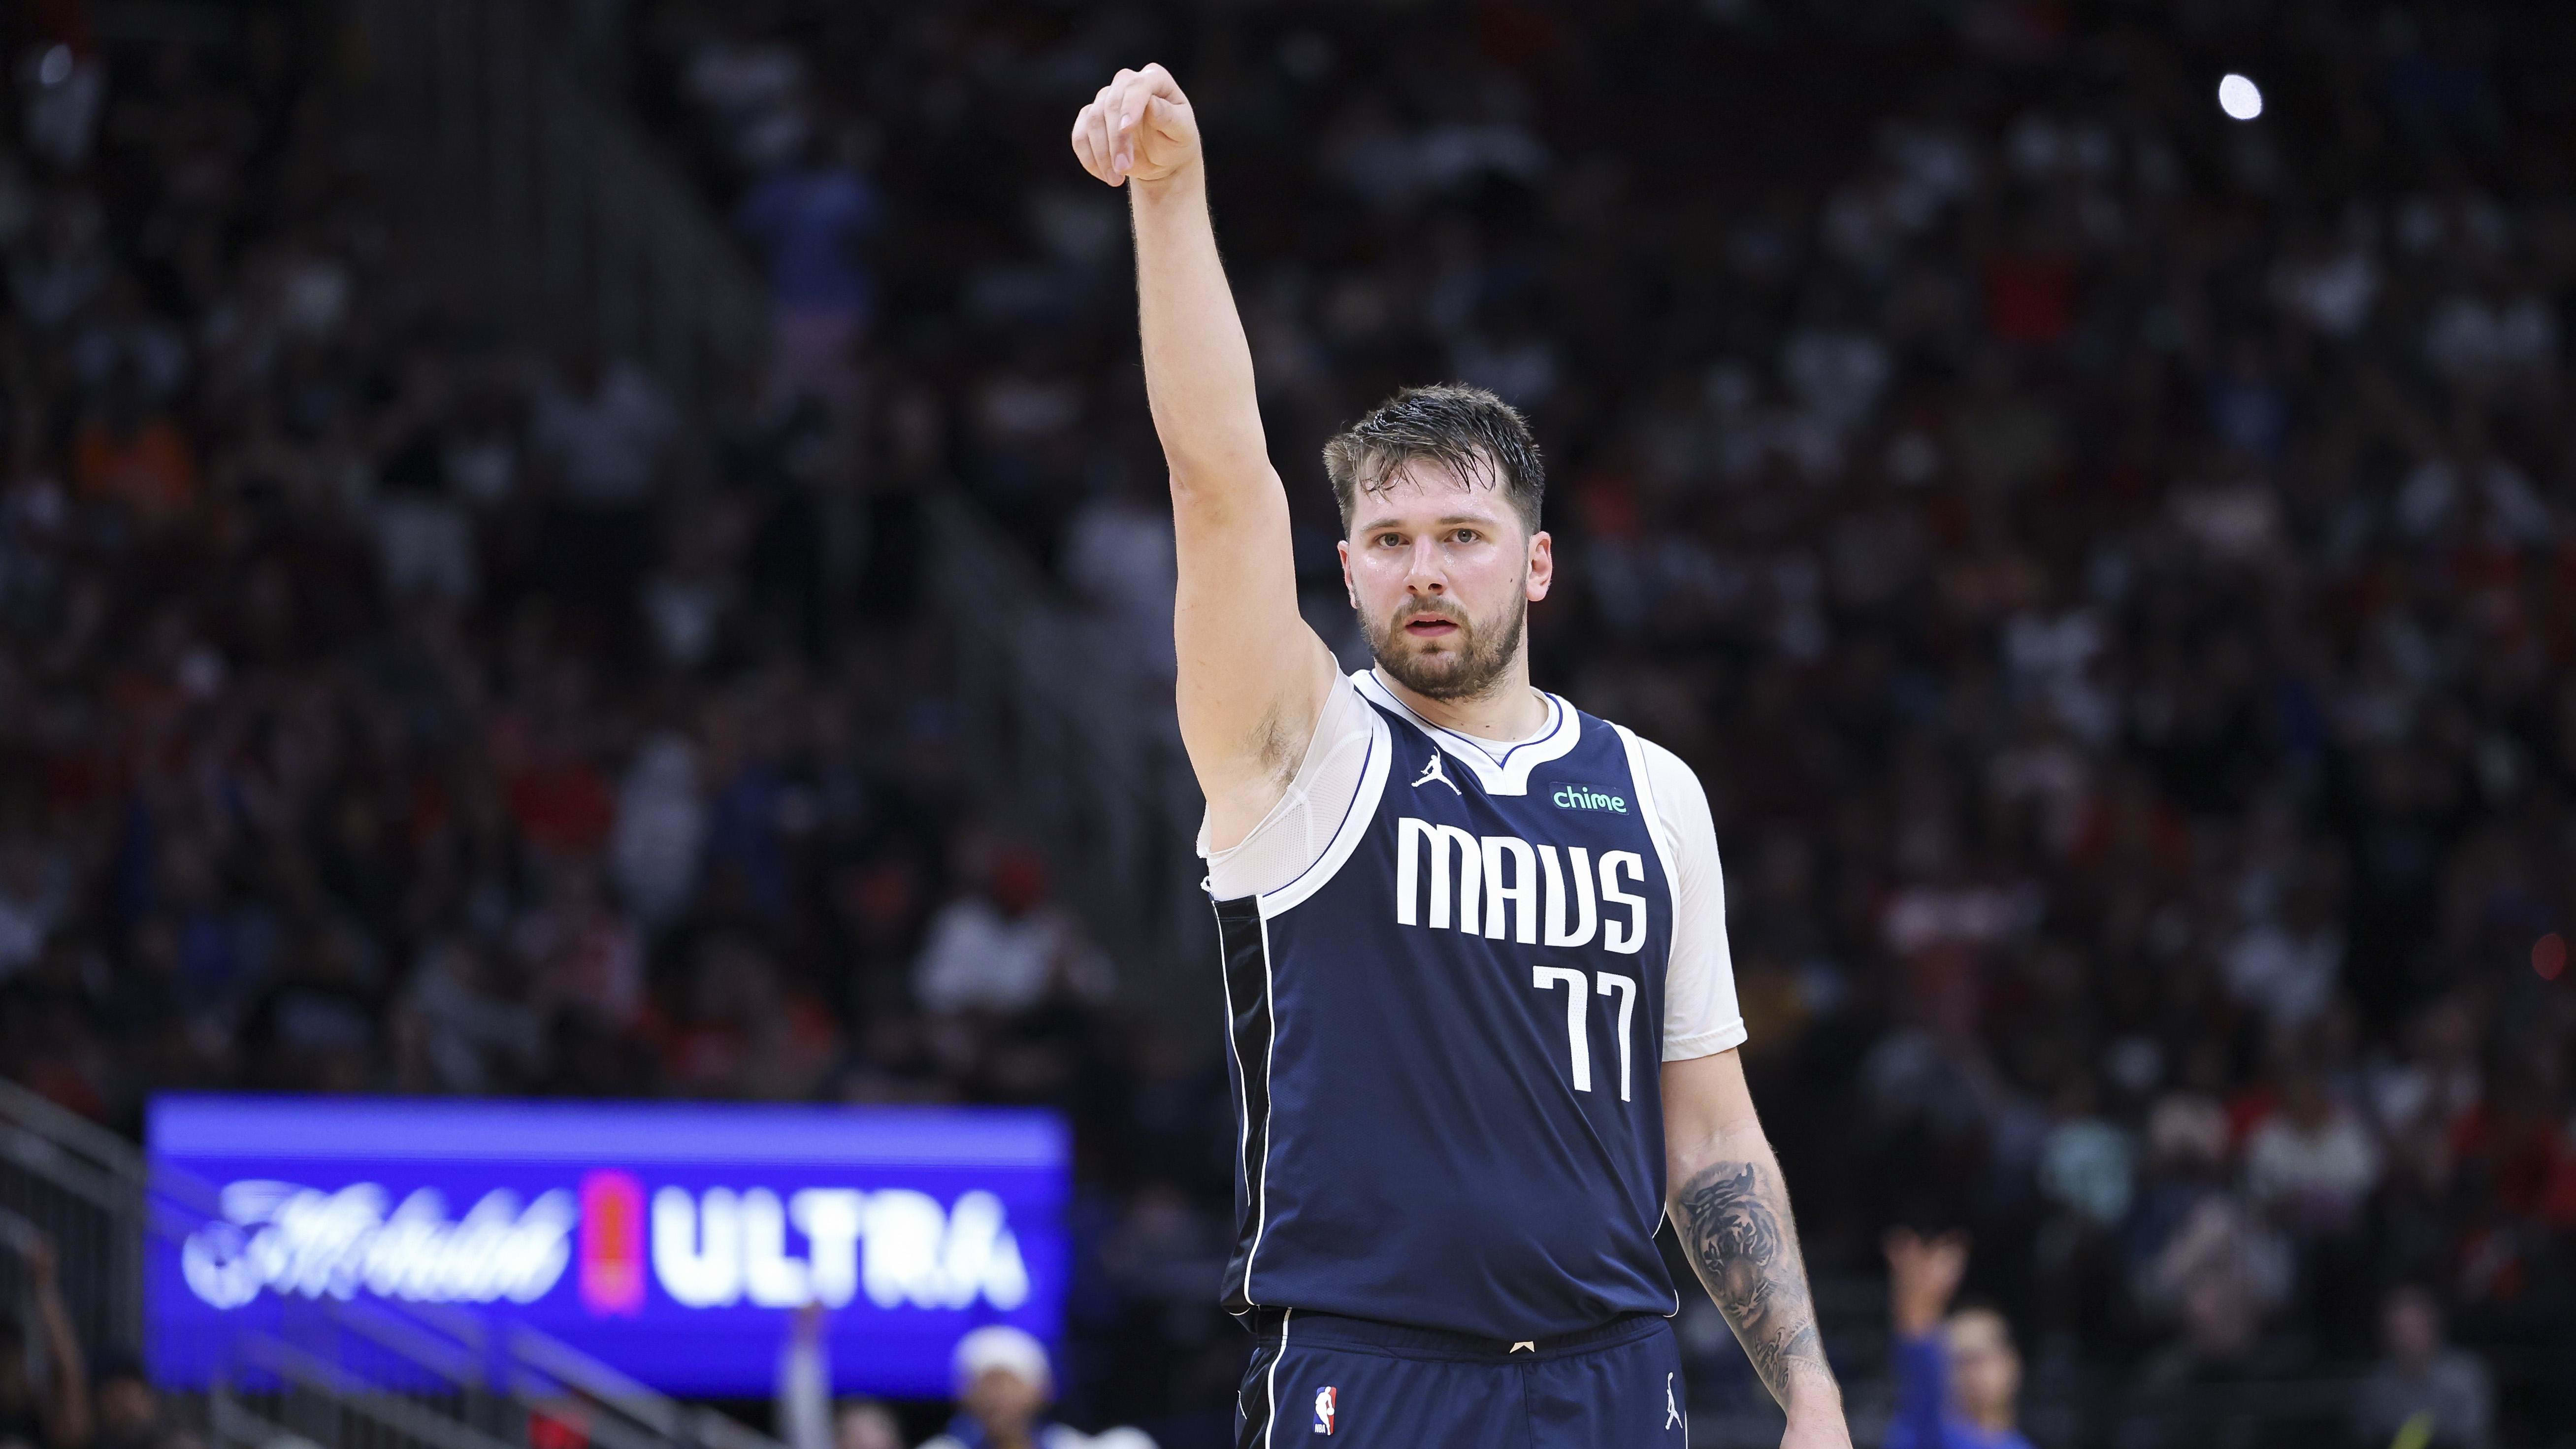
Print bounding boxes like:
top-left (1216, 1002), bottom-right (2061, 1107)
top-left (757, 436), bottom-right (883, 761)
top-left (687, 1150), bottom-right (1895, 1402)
top-left (146, 1096), bottom-right (1069, 1396)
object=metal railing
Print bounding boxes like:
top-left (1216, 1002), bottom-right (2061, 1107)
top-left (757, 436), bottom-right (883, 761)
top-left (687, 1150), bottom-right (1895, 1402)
top-left (927, 495), bottom-right (1217, 1028)
top-left (349, 0), bottom-right (768, 405)
top-left (0, 1078), bottom-right (785, 1449)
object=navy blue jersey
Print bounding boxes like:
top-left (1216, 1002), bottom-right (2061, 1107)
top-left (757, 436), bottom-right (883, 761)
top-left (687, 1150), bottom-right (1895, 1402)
top-left (1209, 677), bottom-right (1682, 1340)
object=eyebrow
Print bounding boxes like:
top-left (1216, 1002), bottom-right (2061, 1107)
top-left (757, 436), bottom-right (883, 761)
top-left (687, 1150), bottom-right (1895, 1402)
top-left (1356, 515), bottom-right (1501, 532)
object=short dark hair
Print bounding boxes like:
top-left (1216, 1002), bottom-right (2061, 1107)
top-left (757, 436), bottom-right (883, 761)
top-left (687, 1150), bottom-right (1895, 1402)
top-left (1323, 384), bottom-right (1544, 535)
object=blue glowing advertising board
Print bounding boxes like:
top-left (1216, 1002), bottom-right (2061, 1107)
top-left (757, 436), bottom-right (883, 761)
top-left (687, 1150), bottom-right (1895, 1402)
top-left (146, 1096), bottom-right (1069, 1397)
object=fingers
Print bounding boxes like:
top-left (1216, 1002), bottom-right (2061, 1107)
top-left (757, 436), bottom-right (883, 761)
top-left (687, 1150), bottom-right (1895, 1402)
top-left (1070, 106), bottom-right (1104, 183)
top-left (1113, 70), bottom-right (1154, 175)
top-left (1111, 65), bottom-right (1187, 173)
top-left (1135, 61), bottom-right (1185, 105)
top-left (1071, 65), bottom-right (1189, 184)
top-left (1089, 79), bottom-right (1123, 180)
top-left (1071, 82), bottom-right (1119, 186)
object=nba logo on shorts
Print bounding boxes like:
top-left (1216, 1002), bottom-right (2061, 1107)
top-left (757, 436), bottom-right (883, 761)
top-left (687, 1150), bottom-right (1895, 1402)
top-left (1311, 1386), bottom-right (1336, 1435)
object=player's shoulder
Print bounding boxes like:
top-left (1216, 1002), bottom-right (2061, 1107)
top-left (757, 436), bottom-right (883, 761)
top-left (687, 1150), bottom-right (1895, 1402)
top-left (1556, 695), bottom-right (1698, 778)
top-left (1555, 695), bottom-right (1713, 821)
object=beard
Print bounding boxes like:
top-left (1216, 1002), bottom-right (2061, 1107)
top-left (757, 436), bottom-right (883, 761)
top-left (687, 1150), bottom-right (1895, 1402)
top-left (1362, 589), bottom-right (1528, 703)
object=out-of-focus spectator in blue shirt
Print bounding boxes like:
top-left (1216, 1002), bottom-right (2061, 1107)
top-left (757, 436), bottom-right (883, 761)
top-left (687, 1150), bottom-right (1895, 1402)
top-left (736, 126), bottom-right (880, 412)
top-left (1885, 1229), bottom-right (2033, 1449)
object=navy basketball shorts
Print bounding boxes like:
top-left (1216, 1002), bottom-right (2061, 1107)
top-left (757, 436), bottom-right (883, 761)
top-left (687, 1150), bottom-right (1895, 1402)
top-left (1236, 1309), bottom-right (1688, 1448)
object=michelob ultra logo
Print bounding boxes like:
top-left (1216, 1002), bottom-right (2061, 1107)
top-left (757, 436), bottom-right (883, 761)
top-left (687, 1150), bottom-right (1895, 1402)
top-left (180, 1173), bottom-right (1029, 1315)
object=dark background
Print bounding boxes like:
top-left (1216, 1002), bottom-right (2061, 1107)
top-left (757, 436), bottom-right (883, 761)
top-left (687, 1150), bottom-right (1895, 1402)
top-left (2, 0), bottom-right (2573, 1445)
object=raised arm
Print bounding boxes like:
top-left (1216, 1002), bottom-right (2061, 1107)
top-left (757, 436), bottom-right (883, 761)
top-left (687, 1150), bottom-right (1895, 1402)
top-left (1072, 66), bottom-right (1338, 849)
top-left (1663, 1050), bottom-right (1850, 1449)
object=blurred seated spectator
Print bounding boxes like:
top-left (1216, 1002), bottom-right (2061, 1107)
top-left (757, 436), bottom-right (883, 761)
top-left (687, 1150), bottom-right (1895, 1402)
top-left (397, 937), bottom-right (543, 1095)
top-left (1061, 471), bottom-right (1178, 686)
top-left (913, 844), bottom-right (1110, 1016)
top-left (2120, 1267), bottom-right (2312, 1449)
top-left (86, 1348), bottom-right (183, 1449)
top-left (919, 1325), bottom-right (1154, 1449)
top-left (2221, 865), bottom-right (2345, 1032)
top-left (2245, 1068), bottom-right (2383, 1234)
top-left (682, 20), bottom-right (809, 175)
top-left (610, 732), bottom-right (708, 930)
top-left (1883, 1228), bottom-right (2031, 1449)
top-left (515, 856), bottom-right (644, 1030)
top-left (2352, 1285), bottom-right (2491, 1449)
top-left (72, 364), bottom-right (196, 524)
top-left (529, 350), bottom-right (676, 610)
top-left (737, 126), bottom-right (880, 411)
top-left (532, 351), bottom-right (677, 512)
top-left (0, 1225), bottom-right (88, 1449)
top-left (0, 830), bottom-right (70, 984)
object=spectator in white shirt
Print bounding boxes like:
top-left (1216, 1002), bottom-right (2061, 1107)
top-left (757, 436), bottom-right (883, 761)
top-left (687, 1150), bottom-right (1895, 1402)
top-left (2245, 1069), bottom-right (2381, 1233)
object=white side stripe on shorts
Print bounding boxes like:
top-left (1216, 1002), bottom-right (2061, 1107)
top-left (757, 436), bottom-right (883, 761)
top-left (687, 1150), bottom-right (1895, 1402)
top-left (1264, 1308), bottom-right (1292, 1449)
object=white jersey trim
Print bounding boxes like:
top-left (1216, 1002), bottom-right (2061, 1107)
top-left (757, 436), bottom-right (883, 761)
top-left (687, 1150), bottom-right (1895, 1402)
top-left (1213, 905), bottom-right (1253, 1295)
top-left (1257, 705), bottom-right (1392, 921)
top-left (1614, 723), bottom-right (1681, 911)
top-left (1352, 669), bottom-right (1580, 796)
top-left (1244, 912), bottom-right (1279, 1303)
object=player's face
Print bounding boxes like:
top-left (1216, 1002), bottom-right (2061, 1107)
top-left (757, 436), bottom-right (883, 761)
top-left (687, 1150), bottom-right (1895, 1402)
top-left (1339, 461), bottom-right (1553, 703)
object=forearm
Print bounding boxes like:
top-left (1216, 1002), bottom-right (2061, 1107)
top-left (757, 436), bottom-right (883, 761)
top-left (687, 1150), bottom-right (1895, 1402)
top-left (1129, 170), bottom-right (1270, 489)
top-left (1668, 1127), bottom-right (1839, 1418)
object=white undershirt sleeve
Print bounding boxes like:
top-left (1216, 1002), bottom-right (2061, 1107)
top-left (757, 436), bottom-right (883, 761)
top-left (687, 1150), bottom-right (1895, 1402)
top-left (1198, 672), bottom-right (1375, 900)
top-left (1642, 738), bottom-right (1747, 1060)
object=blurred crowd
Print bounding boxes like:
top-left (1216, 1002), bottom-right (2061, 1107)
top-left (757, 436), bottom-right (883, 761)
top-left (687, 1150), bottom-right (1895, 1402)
top-left (4, 0), bottom-right (2576, 1446)
top-left (0, 3), bottom-right (1219, 1446)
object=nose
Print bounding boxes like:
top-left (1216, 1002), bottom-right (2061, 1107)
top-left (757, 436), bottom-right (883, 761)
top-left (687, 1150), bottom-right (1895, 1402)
top-left (1403, 535), bottom-right (1446, 594)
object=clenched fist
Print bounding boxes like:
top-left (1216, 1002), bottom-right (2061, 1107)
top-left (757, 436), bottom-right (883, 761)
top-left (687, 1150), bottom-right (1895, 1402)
top-left (1070, 64), bottom-right (1200, 189)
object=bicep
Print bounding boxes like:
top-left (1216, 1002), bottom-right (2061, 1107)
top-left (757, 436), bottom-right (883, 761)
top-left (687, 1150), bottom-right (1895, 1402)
top-left (1170, 464), bottom-right (1337, 839)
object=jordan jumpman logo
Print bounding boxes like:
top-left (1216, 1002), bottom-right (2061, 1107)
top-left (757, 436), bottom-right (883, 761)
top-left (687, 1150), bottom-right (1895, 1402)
top-left (1411, 751), bottom-right (1462, 795)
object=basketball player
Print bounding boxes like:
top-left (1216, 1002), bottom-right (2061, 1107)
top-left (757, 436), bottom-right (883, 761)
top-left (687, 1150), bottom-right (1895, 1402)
top-left (1073, 65), bottom-right (1852, 1449)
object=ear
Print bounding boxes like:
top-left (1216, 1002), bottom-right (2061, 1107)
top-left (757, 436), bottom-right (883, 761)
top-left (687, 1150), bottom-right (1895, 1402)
top-left (1337, 537), bottom-right (1357, 609)
top-left (1525, 529), bottom-right (1553, 603)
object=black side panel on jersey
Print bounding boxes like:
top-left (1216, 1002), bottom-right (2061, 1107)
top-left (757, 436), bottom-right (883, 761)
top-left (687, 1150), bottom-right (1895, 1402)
top-left (1212, 892), bottom-right (1272, 1316)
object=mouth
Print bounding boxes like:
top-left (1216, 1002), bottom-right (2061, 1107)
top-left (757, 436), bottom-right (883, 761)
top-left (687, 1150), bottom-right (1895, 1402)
top-left (1402, 615), bottom-right (1461, 639)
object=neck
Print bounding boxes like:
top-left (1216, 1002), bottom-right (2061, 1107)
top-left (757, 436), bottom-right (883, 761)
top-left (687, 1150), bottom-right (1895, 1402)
top-left (1374, 662), bottom-right (1549, 741)
top-left (1966, 1404), bottom-right (2016, 1435)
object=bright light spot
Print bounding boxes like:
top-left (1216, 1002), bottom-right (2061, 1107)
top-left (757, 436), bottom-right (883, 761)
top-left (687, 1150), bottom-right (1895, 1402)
top-left (38, 45), bottom-right (74, 87)
top-left (2218, 74), bottom-right (2263, 122)
top-left (2537, 933), bottom-right (2567, 982)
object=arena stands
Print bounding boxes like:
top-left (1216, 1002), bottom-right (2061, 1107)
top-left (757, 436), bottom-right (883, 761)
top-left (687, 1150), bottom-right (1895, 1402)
top-left (3, 1), bottom-right (2574, 1447)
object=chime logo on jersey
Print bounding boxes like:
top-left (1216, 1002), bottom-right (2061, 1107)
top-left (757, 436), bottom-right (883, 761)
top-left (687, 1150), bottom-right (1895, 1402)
top-left (1312, 1386), bottom-right (1336, 1435)
top-left (1550, 783), bottom-right (1627, 813)
top-left (1392, 817), bottom-right (1650, 952)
